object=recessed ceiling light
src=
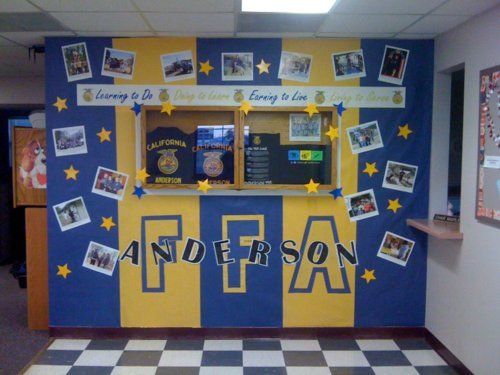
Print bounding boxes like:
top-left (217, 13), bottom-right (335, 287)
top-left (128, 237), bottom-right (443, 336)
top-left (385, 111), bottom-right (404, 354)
top-left (242, 0), bottom-right (338, 14)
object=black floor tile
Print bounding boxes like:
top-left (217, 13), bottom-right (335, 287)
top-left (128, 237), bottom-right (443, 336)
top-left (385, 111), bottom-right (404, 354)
top-left (416, 366), bottom-right (459, 375)
top-left (244, 367), bottom-right (287, 374)
top-left (330, 367), bottom-right (375, 375)
top-left (164, 339), bottom-right (205, 350)
top-left (201, 350), bottom-right (243, 366)
top-left (86, 339), bottom-right (129, 350)
top-left (156, 367), bottom-right (200, 375)
top-left (68, 366), bottom-right (114, 375)
top-left (319, 339), bottom-right (360, 351)
top-left (283, 351), bottom-right (327, 366)
top-left (394, 338), bottom-right (432, 350)
top-left (364, 350), bottom-right (412, 367)
top-left (117, 350), bottom-right (162, 366)
top-left (243, 339), bottom-right (282, 350)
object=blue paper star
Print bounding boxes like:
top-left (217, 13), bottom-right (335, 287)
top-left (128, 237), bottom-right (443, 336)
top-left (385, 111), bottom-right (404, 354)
top-left (131, 101), bottom-right (142, 116)
top-left (132, 185), bottom-right (146, 199)
top-left (335, 101), bottom-right (346, 117)
top-left (329, 187), bottom-right (343, 199)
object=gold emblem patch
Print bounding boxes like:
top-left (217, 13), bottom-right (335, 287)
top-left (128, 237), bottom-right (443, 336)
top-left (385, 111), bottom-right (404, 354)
top-left (203, 151), bottom-right (224, 177)
top-left (393, 91), bottom-right (403, 104)
top-left (157, 149), bottom-right (179, 175)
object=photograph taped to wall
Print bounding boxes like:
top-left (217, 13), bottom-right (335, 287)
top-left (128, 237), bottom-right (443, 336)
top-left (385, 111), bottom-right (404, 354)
top-left (344, 189), bottom-right (379, 222)
top-left (101, 47), bottom-right (136, 80)
top-left (278, 51), bottom-right (313, 82)
top-left (476, 65), bottom-right (500, 224)
top-left (289, 114), bottom-right (321, 142)
top-left (383, 160), bottom-right (418, 193)
top-left (92, 166), bottom-right (129, 201)
top-left (161, 50), bottom-right (195, 83)
top-left (377, 231), bottom-right (415, 267)
top-left (346, 120), bottom-right (384, 154)
top-left (52, 125), bottom-right (87, 157)
top-left (53, 196), bottom-right (91, 232)
top-left (378, 45), bottom-right (409, 85)
top-left (222, 52), bottom-right (254, 81)
top-left (332, 49), bottom-right (366, 81)
top-left (61, 42), bottom-right (92, 82)
top-left (82, 241), bottom-right (119, 276)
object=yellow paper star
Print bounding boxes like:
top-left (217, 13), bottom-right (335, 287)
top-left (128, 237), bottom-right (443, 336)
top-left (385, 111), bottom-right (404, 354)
top-left (197, 179), bottom-right (212, 193)
top-left (199, 60), bottom-right (214, 76)
top-left (57, 264), bottom-right (71, 279)
top-left (387, 198), bottom-right (403, 213)
top-left (160, 101), bottom-right (176, 116)
top-left (363, 162), bottom-right (379, 177)
top-left (100, 216), bottom-right (116, 231)
top-left (256, 59), bottom-right (271, 74)
top-left (97, 127), bottom-right (112, 143)
top-left (64, 165), bottom-right (79, 180)
top-left (325, 126), bottom-right (339, 141)
top-left (398, 124), bottom-right (413, 139)
top-left (239, 100), bottom-right (253, 115)
top-left (361, 269), bottom-right (376, 284)
top-left (136, 168), bottom-right (150, 183)
top-left (303, 103), bottom-right (319, 118)
top-left (304, 178), bottom-right (320, 194)
top-left (53, 97), bottom-right (68, 112)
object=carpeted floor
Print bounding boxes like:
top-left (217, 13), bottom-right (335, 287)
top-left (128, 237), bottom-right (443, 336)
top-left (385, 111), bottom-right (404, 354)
top-left (0, 265), bottom-right (49, 375)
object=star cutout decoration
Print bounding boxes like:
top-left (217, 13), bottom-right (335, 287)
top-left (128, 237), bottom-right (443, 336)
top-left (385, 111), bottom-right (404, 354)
top-left (199, 60), bottom-right (214, 76)
top-left (398, 123), bottom-right (413, 139)
top-left (136, 168), bottom-right (150, 183)
top-left (361, 269), bottom-right (376, 284)
top-left (303, 103), bottom-right (319, 118)
top-left (131, 101), bottom-right (142, 116)
top-left (304, 178), bottom-right (320, 194)
top-left (335, 101), bottom-right (346, 117)
top-left (132, 185), bottom-right (146, 199)
top-left (53, 97), bottom-right (68, 112)
top-left (160, 101), bottom-right (176, 116)
top-left (197, 179), bottom-right (212, 194)
top-left (256, 59), bottom-right (271, 74)
top-left (97, 127), bottom-right (112, 143)
top-left (239, 101), bottom-right (253, 116)
top-left (57, 264), bottom-right (71, 279)
top-left (329, 187), bottom-right (343, 199)
top-left (363, 162), bottom-right (379, 177)
top-left (100, 216), bottom-right (116, 231)
top-left (325, 126), bottom-right (339, 141)
top-left (64, 165), bottom-right (79, 180)
top-left (387, 198), bottom-right (403, 213)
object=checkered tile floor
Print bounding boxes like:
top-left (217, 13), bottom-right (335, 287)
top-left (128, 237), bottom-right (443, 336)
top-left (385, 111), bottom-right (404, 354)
top-left (23, 338), bottom-right (458, 374)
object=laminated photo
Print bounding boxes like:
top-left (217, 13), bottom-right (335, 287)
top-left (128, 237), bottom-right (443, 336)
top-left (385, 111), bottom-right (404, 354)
top-left (61, 42), bottom-right (92, 82)
top-left (344, 189), bottom-right (379, 222)
top-left (161, 50), bottom-right (195, 83)
top-left (92, 166), bottom-right (129, 201)
top-left (278, 51), bottom-right (313, 82)
top-left (332, 49), bottom-right (366, 81)
top-left (377, 231), bottom-right (415, 266)
top-left (378, 45), bottom-right (410, 85)
top-left (383, 160), bottom-right (418, 193)
top-left (82, 241), bottom-right (119, 276)
top-left (53, 196), bottom-right (91, 232)
top-left (222, 52), bottom-right (254, 81)
top-left (101, 48), bottom-right (136, 80)
top-left (52, 125), bottom-right (87, 157)
top-left (346, 121), bottom-right (384, 154)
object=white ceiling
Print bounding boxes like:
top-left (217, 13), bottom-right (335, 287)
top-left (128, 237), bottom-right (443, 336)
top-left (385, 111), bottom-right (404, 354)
top-left (0, 0), bottom-right (498, 77)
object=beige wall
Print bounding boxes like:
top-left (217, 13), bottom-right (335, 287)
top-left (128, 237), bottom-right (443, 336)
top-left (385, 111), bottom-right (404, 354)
top-left (0, 76), bottom-right (44, 107)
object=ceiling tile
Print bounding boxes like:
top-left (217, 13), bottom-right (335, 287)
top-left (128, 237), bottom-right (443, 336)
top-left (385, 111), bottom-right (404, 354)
top-left (0, 12), bottom-right (67, 31)
top-left (0, 1), bottom-right (40, 13)
top-left (156, 31), bottom-right (234, 37)
top-left (238, 13), bottom-right (325, 33)
top-left (144, 12), bottom-right (234, 33)
top-left (433, 0), bottom-right (500, 15)
top-left (236, 32), bottom-right (315, 38)
top-left (403, 15), bottom-right (469, 34)
top-left (0, 31), bottom-right (75, 47)
top-left (396, 33), bottom-right (436, 39)
top-left (134, 0), bottom-right (234, 12)
top-left (51, 12), bottom-right (149, 32)
top-left (316, 32), bottom-right (395, 38)
top-left (75, 31), bottom-right (154, 37)
top-left (333, 0), bottom-right (447, 14)
top-left (0, 36), bottom-right (17, 46)
top-left (319, 14), bottom-right (420, 33)
top-left (30, 0), bottom-right (136, 12)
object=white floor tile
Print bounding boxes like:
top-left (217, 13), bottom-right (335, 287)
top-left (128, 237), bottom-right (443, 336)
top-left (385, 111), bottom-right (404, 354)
top-left (323, 350), bottom-right (370, 367)
top-left (203, 339), bottom-right (243, 351)
top-left (356, 339), bottom-right (399, 351)
top-left (111, 366), bottom-right (157, 375)
top-left (243, 350), bottom-right (285, 367)
top-left (286, 368), bottom-right (332, 375)
top-left (74, 350), bottom-right (123, 366)
top-left (48, 339), bottom-right (91, 351)
top-left (280, 339), bottom-right (321, 351)
top-left (24, 365), bottom-right (72, 375)
top-left (158, 350), bottom-right (203, 366)
top-left (199, 367), bottom-right (244, 375)
top-left (124, 340), bottom-right (167, 351)
top-left (403, 349), bottom-right (447, 366)
top-left (373, 366), bottom-right (419, 375)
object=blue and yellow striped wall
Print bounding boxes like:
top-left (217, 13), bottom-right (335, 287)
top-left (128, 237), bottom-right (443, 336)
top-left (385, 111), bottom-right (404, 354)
top-left (46, 37), bottom-right (433, 328)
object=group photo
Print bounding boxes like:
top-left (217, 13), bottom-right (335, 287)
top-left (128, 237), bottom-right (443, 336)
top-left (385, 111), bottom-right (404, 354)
top-left (383, 160), bottom-right (418, 193)
top-left (347, 121), bottom-right (384, 154)
top-left (332, 49), bottom-right (366, 81)
top-left (222, 52), bottom-right (254, 81)
top-left (289, 113), bottom-right (322, 142)
top-left (53, 196), bottom-right (91, 232)
top-left (101, 48), bottom-right (136, 80)
top-left (278, 51), bottom-right (313, 82)
top-left (52, 125), bottom-right (87, 157)
top-left (345, 189), bottom-right (379, 222)
top-left (82, 241), bottom-right (119, 276)
top-left (92, 167), bottom-right (129, 201)
top-left (377, 231), bottom-right (415, 266)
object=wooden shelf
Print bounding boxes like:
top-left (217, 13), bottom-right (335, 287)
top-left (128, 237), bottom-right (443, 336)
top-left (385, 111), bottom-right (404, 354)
top-left (406, 219), bottom-right (463, 240)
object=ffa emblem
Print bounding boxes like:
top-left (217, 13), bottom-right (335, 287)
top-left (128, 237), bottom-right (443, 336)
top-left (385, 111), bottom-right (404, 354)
top-left (159, 89), bottom-right (170, 102)
top-left (233, 89), bottom-right (244, 103)
top-left (203, 151), bottom-right (224, 177)
top-left (314, 90), bottom-right (325, 105)
top-left (157, 149), bottom-right (178, 175)
top-left (392, 91), bottom-right (403, 104)
top-left (253, 136), bottom-right (261, 145)
top-left (83, 89), bottom-right (93, 102)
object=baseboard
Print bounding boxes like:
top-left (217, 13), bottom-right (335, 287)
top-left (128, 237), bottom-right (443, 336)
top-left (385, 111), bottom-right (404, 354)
top-left (423, 329), bottom-right (473, 375)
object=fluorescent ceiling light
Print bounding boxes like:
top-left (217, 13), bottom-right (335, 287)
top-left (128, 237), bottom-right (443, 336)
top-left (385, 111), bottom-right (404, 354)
top-left (242, 0), bottom-right (337, 14)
